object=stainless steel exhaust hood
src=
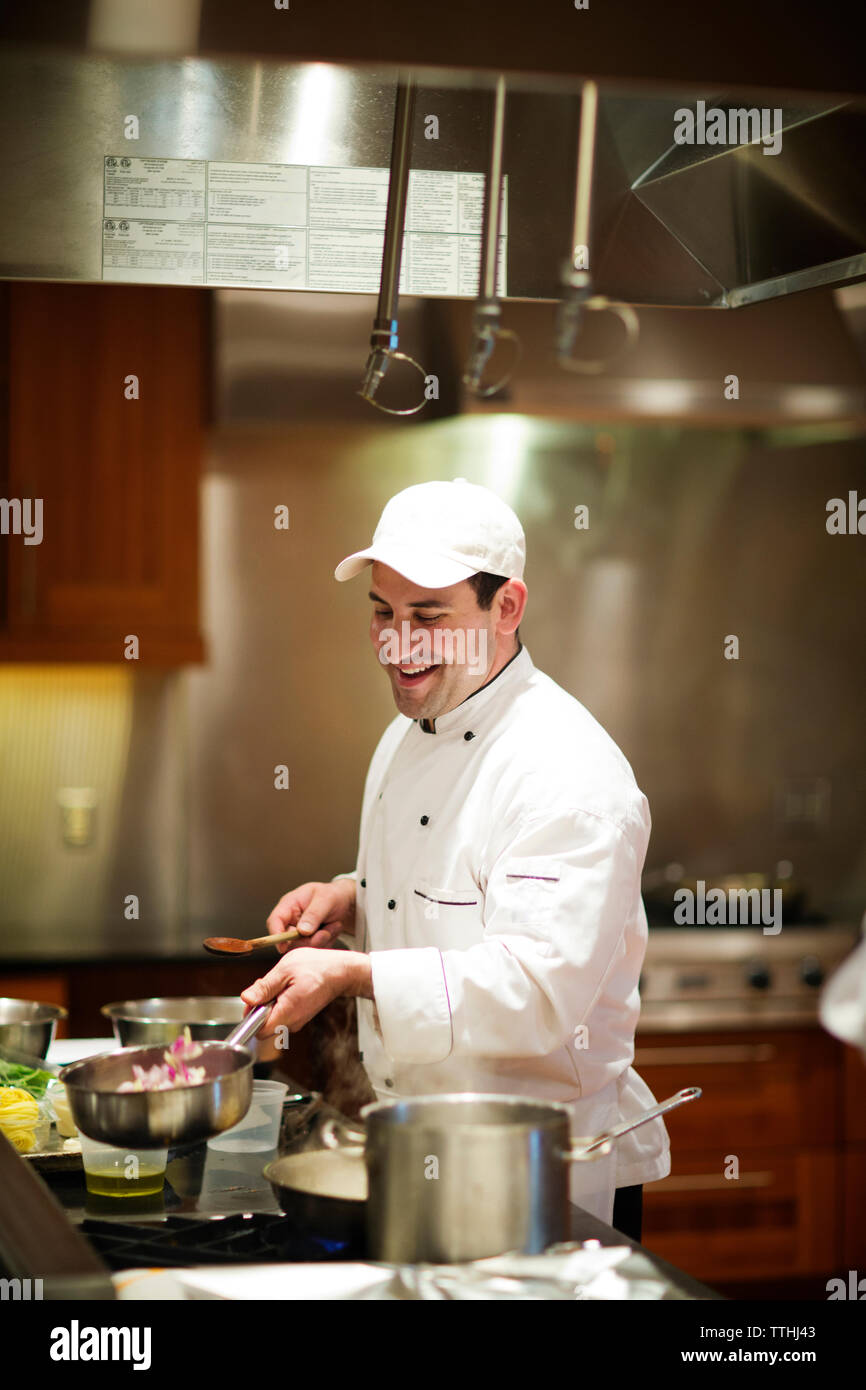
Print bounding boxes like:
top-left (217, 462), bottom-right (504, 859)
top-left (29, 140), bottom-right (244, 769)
top-left (590, 95), bottom-right (866, 308)
top-left (4, 0), bottom-right (865, 97)
top-left (0, 45), bottom-right (863, 314)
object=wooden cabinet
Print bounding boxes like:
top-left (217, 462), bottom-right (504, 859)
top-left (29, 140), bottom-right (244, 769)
top-left (842, 1045), bottom-right (866, 1269)
top-left (843, 1042), bottom-right (866, 1143)
top-left (0, 282), bottom-right (209, 663)
top-left (637, 1028), bottom-right (865, 1294)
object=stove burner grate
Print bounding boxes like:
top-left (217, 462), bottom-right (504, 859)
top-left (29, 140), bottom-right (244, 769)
top-left (81, 1213), bottom-right (356, 1268)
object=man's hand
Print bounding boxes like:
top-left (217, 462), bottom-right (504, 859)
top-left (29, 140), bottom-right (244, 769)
top-left (240, 947), bottom-right (373, 1037)
top-left (266, 878), bottom-right (356, 951)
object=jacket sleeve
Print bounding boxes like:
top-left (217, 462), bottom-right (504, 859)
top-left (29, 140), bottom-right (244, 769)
top-left (369, 801), bottom-right (649, 1065)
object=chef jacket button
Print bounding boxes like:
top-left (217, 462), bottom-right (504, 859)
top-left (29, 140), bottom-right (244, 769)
top-left (385, 1078), bottom-right (394, 1088)
top-left (420, 815), bottom-right (429, 825)
top-left (464, 730), bottom-right (475, 741)
top-left (360, 878), bottom-right (366, 887)
top-left (387, 898), bottom-right (396, 910)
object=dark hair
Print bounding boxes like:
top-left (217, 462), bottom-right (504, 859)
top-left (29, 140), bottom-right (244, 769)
top-left (467, 572), bottom-right (509, 610)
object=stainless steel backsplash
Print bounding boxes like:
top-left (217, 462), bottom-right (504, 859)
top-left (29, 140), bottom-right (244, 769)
top-left (2, 358), bottom-right (865, 948)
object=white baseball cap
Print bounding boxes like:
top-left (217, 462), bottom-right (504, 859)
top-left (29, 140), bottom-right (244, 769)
top-left (334, 479), bottom-right (526, 588)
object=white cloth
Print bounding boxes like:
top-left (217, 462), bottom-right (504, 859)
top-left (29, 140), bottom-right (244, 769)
top-left (819, 920), bottom-right (866, 1055)
top-left (343, 645), bottom-right (671, 1221)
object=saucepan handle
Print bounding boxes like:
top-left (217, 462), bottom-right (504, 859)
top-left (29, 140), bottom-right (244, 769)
top-left (563, 1086), bottom-right (702, 1162)
top-left (225, 1003), bottom-right (272, 1050)
top-left (320, 1116), bottom-right (366, 1150)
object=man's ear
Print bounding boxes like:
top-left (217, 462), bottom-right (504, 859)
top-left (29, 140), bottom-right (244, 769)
top-left (497, 580), bottom-right (527, 634)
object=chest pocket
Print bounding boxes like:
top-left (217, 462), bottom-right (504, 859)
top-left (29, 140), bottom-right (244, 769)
top-left (410, 880), bottom-right (483, 949)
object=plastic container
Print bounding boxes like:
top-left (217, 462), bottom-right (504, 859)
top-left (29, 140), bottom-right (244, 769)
top-left (46, 1080), bottom-right (76, 1137)
top-left (206, 1080), bottom-right (288, 1153)
top-left (77, 1129), bottom-right (168, 1197)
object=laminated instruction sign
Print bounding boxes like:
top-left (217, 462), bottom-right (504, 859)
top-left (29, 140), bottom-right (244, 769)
top-left (102, 156), bottom-right (507, 296)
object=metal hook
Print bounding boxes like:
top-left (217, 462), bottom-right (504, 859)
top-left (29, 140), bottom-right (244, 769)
top-left (463, 322), bottom-right (522, 399)
top-left (556, 294), bottom-right (640, 374)
top-left (462, 76), bottom-right (518, 399)
top-left (358, 75), bottom-right (423, 417)
top-left (555, 80), bottom-right (639, 376)
top-left (357, 346), bottom-right (429, 416)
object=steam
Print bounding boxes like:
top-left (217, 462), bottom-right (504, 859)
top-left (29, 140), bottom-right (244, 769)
top-left (311, 995), bottom-right (375, 1120)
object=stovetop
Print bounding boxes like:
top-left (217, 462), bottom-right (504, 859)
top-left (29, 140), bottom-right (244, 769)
top-left (637, 924), bottom-right (860, 1031)
top-left (34, 1086), bottom-right (371, 1265)
top-left (81, 1213), bottom-right (356, 1268)
top-left (10, 1073), bottom-right (725, 1301)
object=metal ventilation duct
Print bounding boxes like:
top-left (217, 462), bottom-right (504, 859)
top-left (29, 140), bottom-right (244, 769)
top-left (0, 46), bottom-right (863, 313)
top-left (590, 95), bottom-right (866, 307)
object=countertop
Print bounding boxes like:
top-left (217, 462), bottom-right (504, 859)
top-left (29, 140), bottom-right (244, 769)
top-left (37, 1127), bottom-right (722, 1301)
top-left (0, 919), bottom-right (860, 965)
top-left (0, 922), bottom-right (261, 964)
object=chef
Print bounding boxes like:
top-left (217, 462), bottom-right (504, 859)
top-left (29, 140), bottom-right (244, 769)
top-left (242, 478), bottom-right (671, 1233)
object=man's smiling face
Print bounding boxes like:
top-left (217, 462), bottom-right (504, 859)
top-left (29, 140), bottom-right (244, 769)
top-left (369, 562), bottom-right (502, 720)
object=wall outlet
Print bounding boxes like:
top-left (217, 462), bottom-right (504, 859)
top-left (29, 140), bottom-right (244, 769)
top-left (57, 787), bottom-right (97, 847)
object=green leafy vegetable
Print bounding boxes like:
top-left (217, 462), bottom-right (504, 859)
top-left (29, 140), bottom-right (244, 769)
top-left (0, 1059), bottom-right (54, 1099)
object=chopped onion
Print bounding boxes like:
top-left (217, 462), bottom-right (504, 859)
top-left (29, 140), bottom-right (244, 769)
top-left (117, 1026), bottom-right (207, 1092)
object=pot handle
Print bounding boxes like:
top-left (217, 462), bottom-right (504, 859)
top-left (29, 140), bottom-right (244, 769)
top-left (225, 1003), bottom-right (272, 1050)
top-left (320, 1116), bottom-right (366, 1150)
top-left (563, 1086), bottom-right (702, 1162)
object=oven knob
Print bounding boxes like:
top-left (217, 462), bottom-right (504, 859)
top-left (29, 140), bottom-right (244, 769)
top-left (800, 956), bottom-right (824, 988)
top-left (745, 962), bottom-right (772, 990)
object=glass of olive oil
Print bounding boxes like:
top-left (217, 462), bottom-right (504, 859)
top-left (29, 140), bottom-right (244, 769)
top-left (77, 1131), bottom-right (168, 1197)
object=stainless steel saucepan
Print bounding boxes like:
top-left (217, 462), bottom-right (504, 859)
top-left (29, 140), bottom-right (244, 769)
top-left (266, 1086), bottom-right (701, 1263)
top-left (60, 1003), bottom-right (270, 1148)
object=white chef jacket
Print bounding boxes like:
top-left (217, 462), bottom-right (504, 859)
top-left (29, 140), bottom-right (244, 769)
top-left (820, 923), bottom-right (866, 1056)
top-left (340, 644), bottom-right (670, 1221)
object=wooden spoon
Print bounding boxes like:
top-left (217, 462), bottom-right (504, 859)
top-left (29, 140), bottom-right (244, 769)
top-left (202, 928), bottom-right (302, 956)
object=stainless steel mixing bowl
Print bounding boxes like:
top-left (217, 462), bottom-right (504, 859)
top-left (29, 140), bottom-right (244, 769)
top-left (101, 996), bottom-right (246, 1046)
top-left (0, 998), bottom-right (67, 1058)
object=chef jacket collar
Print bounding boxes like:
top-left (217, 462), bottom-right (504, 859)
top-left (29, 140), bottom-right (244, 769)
top-left (416, 642), bottom-right (529, 735)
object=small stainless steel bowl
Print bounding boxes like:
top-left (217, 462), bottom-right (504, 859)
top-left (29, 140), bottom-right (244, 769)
top-left (0, 998), bottom-right (67, 1058)
top-left (101, 997), bottom-right (246, 1047)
